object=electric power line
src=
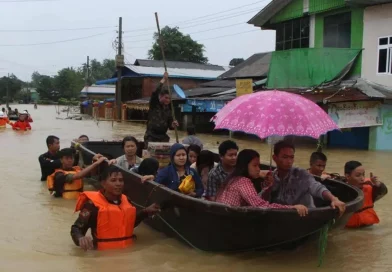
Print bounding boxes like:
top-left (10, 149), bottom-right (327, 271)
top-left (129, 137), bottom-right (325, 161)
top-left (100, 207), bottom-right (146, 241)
top-left (0, 26), bottom-right (116, 32)
top-left (0, 0), bottom-right (59, 2)
top-left (0, 31), bottom-right (113, 47)
top-left (123, 0), bottom-right (269, 34)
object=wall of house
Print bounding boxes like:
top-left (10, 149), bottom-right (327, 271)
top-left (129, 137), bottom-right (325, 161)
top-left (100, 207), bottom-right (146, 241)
top-left (309, 0), bottom-right (345, 14)
top-left (314, 7), bottom-right (364, 76)
top-left (270, 0), bottom-right (304, 24)
top-left (361, 3), bottom-right (392, 87)
top-left (369, 103), bottom-right (392, 151)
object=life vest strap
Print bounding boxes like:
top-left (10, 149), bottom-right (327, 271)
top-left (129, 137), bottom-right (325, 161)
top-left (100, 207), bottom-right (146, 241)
top-left (355, 205), bottom-right (374, 214)
top-left (63, 188), bottom-right (83, 193)
top-left (96, 235), bottom-right (136, 243)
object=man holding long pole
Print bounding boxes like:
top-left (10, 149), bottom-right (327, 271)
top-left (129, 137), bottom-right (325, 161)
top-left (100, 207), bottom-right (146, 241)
top-left (144, 72), bottom-right (179, 148)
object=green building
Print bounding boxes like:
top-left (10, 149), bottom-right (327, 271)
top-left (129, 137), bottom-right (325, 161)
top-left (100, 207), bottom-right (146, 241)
top-left (248, 0), bottom-right (392, 150)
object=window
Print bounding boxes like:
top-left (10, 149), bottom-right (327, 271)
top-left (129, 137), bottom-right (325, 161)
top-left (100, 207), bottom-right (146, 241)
top-left (275, 17), bottom-right (309, 51)
top-left (324, 12), bottom-right (351, 48)
top-left (378, 36), bottom-right (392, 74)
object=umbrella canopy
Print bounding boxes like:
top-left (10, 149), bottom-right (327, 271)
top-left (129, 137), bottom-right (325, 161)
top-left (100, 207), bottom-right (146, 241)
top-left (212, 90), bottom-right (339, 139)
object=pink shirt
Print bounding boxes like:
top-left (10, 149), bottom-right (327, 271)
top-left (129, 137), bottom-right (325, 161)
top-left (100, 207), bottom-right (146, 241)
top-left (216, 177), bottom-right (293, 209)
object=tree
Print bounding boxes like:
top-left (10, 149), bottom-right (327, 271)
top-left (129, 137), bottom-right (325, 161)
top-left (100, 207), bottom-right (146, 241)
top-left (229, 58), bottom-right (245, 67)
top-left (0, 74), bottom-right (24, 103)
top-left (53, 67), bottom-right (84, 99)
top-left (80, 58), bottom-right (115, 84)
top-left (33, 72), bottom-right (55, 100)
top-left (148, 26), bottom-right (208, 64)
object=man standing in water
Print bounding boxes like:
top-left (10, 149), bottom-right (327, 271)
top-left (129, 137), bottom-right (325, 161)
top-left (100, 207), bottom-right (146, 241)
top-left (144, 72), bottom-right (178, 148)
top-left (38, 135), bottom-right (61, 181)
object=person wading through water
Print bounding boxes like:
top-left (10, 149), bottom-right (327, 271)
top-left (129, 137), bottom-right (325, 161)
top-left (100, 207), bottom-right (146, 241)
top-left (144, 72), bottom-right (179, 148)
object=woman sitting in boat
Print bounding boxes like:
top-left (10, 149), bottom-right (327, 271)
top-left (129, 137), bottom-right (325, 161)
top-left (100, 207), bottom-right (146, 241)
top-left (8, 110), bottom-right (31, 131)
top-left (216, 149), bottom-right (308, 216)
top-left (71, 165), bottom-right (161, 251)
top-left (191, 150), bottom-right (217, 191)
top-left (132, 158), bottom-right (159, 183)
top-left (112, 136), bottom-right (143, 171)
top-left (343, 161), bottom-right (388, 228)
top-left (47, 148), bottom-right (107, 199)
top-left (155, 143), bottom-right (204, 197)
top-left (187, 144), bottom-right (201, 165)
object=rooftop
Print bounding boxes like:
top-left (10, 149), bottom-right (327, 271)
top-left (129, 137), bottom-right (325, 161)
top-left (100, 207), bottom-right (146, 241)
top-left (80, 85), bottom-right (115, 95)
top-left (134, 59), bottom-right (226, 71)
top-left (219, 52), bottom-right (272, 79)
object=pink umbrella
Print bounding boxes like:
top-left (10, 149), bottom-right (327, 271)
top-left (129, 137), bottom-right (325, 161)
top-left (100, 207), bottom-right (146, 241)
top-left (212, 90), bottom-right (339, 139)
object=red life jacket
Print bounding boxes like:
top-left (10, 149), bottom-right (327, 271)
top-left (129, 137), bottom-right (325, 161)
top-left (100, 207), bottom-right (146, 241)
top-left (75, 192), bottom-right (137, 250)
top-left (346, 183), bottom-right (380, 228)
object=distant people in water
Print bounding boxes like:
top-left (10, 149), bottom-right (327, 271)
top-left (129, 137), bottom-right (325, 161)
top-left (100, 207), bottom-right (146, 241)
top-left (0, 111), bottom-right (10, 128)
top-left (216, 149), bottom-right (308, 216)
top-left (8, 110), bottom-right (31, 130)
top-left (308, 152), bottom-right (331, 180)
top-left (34, 103), bottom-right (38, 109)
top-left (343, 161), bottom-right (388, 228)
top-left (182, 126), bottom-right (203, 149)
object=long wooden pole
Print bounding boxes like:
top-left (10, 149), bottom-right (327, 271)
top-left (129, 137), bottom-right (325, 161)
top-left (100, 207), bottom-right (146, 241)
top-left (154, 12), bottom-right (179, 143)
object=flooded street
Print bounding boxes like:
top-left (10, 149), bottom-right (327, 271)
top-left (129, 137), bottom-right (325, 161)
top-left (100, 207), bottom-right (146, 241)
top-left (1, 104), bottom-right (391, 272)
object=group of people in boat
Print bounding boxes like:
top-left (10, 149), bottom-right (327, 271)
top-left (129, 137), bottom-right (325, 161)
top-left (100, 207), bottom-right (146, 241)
top-left (36, 72), bottom-right (387, 252)
top-left (0, 107), bottom-right (33, 130)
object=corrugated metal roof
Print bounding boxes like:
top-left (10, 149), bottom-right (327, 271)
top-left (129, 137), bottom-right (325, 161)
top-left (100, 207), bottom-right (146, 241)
top-left (183, 87), bottom-right (232, 97)
top-left (134, 59), bottom-right (226, 71)
top-left (80, 85), bottom-right (115, 94)
top-left (127, 65), bottom-right (227, 80)
top-left (199, 79), bottom-right (236, 88)
top-left (346, 0), bottom-right (392, 5)
top-left (219, 52), bottom-right (272, 79)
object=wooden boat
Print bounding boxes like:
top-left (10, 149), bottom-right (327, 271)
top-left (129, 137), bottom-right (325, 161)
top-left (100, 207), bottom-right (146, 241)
top-left (78, 141), bottom-right (364, 252)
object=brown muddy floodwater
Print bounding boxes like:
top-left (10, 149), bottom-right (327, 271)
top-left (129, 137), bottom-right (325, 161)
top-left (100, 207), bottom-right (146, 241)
top-left (0, 104), bottom-right (390, 272)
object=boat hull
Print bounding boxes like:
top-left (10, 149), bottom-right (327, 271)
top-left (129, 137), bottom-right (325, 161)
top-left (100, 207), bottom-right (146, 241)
top-left (79, 141), bottom-right (364, 252)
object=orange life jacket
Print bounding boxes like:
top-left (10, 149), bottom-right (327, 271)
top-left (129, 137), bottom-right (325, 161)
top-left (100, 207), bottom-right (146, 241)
top-left (47, 166), bottom-right (83, 199)
top-left (75, 192), bottom-right (137, 250)
top-left (11, 120), bottom-right (31, 131)
top-left (0, 118), bottom-right (8, 128)
top-left (346, 182), bottom-right (380, 228)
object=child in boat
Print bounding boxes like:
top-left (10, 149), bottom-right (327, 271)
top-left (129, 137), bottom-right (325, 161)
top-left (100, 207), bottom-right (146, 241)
top-left (8, 111), bottom-right (31, 131)
top-left (188, 144), bottom-right (201, 165)
top-left (182, 126), bottom-right (203, 149)
top-left (216, 149), bottom-right (308, 216)
top-left (344, 161), bottom-right (388, 228)
top-left (133, 158), bottom-right (159, 183)
top-left (191, 150), bottom-right (217, 191)
top-left (308, 152), bottom-right (331, 180)
top-left (155, 143), bottom-right (204, 197)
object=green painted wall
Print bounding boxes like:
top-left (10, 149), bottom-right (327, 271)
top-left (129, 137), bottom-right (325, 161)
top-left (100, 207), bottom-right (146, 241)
top-left (309, 0), bottom-right (345, 14)
top-left (270, 0), bottom-right (304, 24)
top-left (314, 7), bottom-right (364, 75)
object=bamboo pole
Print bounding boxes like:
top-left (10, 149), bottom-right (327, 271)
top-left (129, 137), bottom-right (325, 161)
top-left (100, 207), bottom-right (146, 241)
top-left (154, 12), bottom-right (179, 143)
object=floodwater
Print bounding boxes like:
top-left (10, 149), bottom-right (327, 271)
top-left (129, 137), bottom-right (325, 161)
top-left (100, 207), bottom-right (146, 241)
top-left (0, 104), bottom-right (390, 272)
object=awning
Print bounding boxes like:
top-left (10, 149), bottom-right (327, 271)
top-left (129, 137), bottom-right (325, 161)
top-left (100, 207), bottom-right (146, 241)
top-left (96, 78), bottom-right (118, 85)
top-left (266, 48), bottom-right (362, 89)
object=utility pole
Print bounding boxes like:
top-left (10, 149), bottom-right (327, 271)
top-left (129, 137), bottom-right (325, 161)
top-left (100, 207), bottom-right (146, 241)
top-left (6, 73), bottom-right (9, 108)
top-left (115, 17), bottom-right (124, 120)
top-left (85, 56), bottom-right (90, 86)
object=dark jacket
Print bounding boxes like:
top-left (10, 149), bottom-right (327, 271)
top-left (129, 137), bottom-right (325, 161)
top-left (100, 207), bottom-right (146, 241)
top-left (155, 143), bottom-right (204, 197)
top-left (38, 151), bottom-right (62, 181)
top-left (144, 83), bottom-right (173, 143)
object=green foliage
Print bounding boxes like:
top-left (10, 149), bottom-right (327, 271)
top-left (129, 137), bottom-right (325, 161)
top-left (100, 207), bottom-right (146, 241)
top-left (58, 97), bottom-right (79, 106)
top-left (229, 58), bottom-right (245, 67)
top-left (0, 74), bottom-right (24, 103)
top-left (148, 26), bottom-right (208, 64)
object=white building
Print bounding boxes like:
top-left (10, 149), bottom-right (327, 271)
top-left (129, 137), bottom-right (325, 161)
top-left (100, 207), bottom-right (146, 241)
top-left (362, 2), bottom-right (392, 87)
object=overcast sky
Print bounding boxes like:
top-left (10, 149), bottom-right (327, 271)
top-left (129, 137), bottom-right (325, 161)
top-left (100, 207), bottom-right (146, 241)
top-left (0, 0), bottom-right (275, 81)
